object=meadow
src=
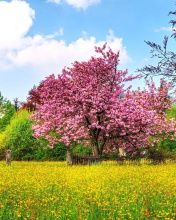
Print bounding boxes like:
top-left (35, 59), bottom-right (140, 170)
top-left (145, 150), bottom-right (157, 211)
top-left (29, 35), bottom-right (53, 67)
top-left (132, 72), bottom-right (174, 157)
top-left (0, 161), bottom-right (175, 220)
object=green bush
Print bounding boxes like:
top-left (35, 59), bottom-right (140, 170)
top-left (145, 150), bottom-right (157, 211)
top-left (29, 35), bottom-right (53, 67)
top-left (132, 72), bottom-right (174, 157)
top-left (34, 137), bottom-right (67, 161)
top-left (72, 144), bottom-right (92, 155)
top-left (0, 109), bottom-right (67, 161)
top-left (155, 105), bottom-right (176, 154)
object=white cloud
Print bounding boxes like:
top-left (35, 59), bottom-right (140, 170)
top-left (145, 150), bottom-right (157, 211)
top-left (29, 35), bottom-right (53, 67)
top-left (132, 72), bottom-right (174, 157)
top-left (47, 0), bottom-right (100, 9)
top-left (6, 30), bottom-right (131, 76)
top-left (64, 0), bottom-right (100, 9)
top-left (45, 28), bottom-right (64, 39)
top-left (47, 0), bottom-right (62, 4)
top-left (59, 28), bottom-right (64, 36)
top-left (155, 26), bottom-right (172, 32)
top-left (0, 1), bottom-right (131, 77)
top-left (0, 0), bottom-right (34, 51)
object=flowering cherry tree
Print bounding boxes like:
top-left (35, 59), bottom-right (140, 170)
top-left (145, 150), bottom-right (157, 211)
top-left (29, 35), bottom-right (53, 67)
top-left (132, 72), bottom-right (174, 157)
top-left (31, 44), bottom-right (176, 156)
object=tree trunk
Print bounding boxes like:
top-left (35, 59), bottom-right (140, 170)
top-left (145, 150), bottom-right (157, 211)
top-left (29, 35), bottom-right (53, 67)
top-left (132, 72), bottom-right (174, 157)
top-left (66, 149), bottom-right (72, 165)
top-left (91, 144), bottom-right (99, 156)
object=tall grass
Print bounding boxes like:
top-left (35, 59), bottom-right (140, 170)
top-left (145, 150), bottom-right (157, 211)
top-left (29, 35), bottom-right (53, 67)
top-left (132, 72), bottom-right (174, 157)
top-left (0, 161), bottom-right (175, 219)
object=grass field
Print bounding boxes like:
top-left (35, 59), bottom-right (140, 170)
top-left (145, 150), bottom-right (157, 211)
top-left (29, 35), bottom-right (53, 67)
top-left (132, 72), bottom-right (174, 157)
top-left (0, 161), bottom-right (175, 220)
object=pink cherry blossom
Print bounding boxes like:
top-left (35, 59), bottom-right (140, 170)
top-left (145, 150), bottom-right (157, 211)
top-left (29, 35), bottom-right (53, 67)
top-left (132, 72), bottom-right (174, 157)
top-left (30, 44), bottom-right (176, 156)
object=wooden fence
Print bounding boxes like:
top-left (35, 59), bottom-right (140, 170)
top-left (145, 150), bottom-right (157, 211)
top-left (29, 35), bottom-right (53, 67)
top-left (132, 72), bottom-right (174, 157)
top-left (72, 155), bottom-right (101, 165)
top-left (72, 154), bottom-right (176, 165)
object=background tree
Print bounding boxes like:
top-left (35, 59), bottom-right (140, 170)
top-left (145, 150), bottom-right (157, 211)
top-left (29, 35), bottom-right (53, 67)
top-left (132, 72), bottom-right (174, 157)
top-left (0, 93), bottom-right (15, 160)
top-left (31, 45), bottom-right (176, 157)
top-left (13, 98), bottom-right (20, 111)
top-left (21, 83), bottom-right (44, 112)
top-left (169, 3), bottom-right (176, 39)
top-left (0, 93), bottom-right (15, 133)
top-left (137, 2), bottom-right (176, 85)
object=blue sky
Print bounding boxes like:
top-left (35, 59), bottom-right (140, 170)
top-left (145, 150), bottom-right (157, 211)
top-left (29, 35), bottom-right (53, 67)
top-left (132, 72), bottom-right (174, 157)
top-left (0, 0), bottom-right (175, 102)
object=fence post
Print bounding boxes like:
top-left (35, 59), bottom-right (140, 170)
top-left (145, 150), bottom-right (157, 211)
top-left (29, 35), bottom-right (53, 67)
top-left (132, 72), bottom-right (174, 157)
top-left (66, 149), bottom-right (72, 165)
top-left (6, 149), bottom-right (11, 166)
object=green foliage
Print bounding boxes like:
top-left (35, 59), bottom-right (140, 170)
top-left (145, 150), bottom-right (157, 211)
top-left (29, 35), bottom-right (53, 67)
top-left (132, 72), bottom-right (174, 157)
top-left (0, 109), bottom-right (67, 161)
top-left (72, 144), bottom-right (92, 155)
top-left (148, 105), bottom-right (176, 162)
top-left (34, 137), bottom-right (67, 161)
top-left (158, 139), bottom-right (176, 152)
top-left (4, 109), bottom-right (36, 160)
top-left (157, 105), bottom-right (176, 153)
top-left (0, 93), bottom-right (15, 133)
top-left (0, 93), bottom-right (15, 159)
top-left (166, 105), bottom-right (176, 120)
top-left (0, 131), bottom-right (7, 150)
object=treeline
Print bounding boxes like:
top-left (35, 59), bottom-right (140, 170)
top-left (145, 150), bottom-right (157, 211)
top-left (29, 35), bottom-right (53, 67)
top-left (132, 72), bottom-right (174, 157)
top-left (0, 91), bottom-right (175, 161)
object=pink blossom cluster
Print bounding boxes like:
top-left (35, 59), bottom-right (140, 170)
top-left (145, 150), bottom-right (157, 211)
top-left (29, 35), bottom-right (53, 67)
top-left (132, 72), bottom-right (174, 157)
top-left (30, 44), bottom-right (176, 155)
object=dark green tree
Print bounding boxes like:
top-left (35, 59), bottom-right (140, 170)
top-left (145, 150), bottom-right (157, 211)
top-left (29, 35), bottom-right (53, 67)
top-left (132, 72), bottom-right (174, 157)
top-left (0, 93), bottom-right (15, 133)
top-left (13, 98), bottom-right (20, 111)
